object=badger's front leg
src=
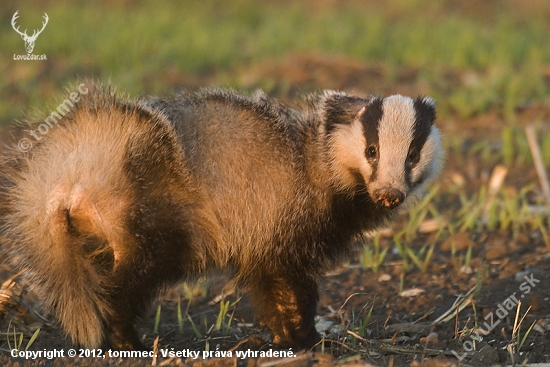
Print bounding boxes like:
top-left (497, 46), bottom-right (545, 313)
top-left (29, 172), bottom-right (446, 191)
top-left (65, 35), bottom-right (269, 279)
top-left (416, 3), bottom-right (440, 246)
top-left (248, 273), bottom-right (320, 349)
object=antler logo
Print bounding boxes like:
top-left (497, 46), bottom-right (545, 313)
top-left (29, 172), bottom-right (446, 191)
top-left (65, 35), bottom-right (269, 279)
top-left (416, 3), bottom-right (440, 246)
top-left (11, 11), bottom-right (49, 54)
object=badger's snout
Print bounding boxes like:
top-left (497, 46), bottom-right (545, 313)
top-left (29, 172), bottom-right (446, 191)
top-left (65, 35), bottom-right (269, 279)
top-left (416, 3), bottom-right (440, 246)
top-left (373, 187), bottom-right (405, 209)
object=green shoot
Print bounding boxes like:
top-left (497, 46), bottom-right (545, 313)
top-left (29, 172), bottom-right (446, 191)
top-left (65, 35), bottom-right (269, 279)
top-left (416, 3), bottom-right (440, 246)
top-left (215, 299), bottom-right (230, 331)
top-left (153, 304), bottom-right (161, 334)
top-left (361, 234), bottom-right (388, 272)
top-left (25, 328), bottom-right (41, 351)
top-left (187, 314), bottom-right (203, 338)
top-left (518, 320), bottom-right (536, 351)
top-left (405, 243), bottom-right (435, 273)
top-left (177, 295), bottom-right (184, 333)
top-left (463, 244), bottom-right (473, 269)
top-left (359, 296), bottom-right (376, 338)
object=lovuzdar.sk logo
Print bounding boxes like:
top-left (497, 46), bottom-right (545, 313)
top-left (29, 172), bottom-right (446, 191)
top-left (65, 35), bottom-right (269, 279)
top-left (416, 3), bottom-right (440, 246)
top-left (12, 10), bottom-right (48, 61)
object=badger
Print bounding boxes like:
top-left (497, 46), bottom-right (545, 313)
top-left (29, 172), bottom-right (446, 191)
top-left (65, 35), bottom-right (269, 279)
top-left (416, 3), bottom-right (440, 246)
top-left (0, 83), bottom-right (442, 350)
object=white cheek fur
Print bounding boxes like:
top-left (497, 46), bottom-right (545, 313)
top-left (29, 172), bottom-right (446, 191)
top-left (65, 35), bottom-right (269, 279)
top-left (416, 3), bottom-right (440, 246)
top-left (411, 126), bottom-right (442, 184)
top-left (329, 119), bottom-right (371, 190)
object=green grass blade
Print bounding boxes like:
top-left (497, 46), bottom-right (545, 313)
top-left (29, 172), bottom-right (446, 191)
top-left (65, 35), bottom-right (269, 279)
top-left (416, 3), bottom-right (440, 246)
top-left (25, 328), bottom-right (41, 351)
top-left (153, 304), bottom-right (161, 334)
top-left (187, 314), bottom-right (203, 338)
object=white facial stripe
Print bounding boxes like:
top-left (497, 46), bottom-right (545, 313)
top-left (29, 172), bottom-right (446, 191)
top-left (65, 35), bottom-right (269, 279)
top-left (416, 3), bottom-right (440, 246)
top-left (330, 119), bottom-right (370, 190)
top-left (374, 95), bottom-right (416, 191)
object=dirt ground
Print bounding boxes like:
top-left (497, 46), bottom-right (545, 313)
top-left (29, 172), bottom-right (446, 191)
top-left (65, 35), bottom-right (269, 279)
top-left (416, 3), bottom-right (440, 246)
top-left (1, 54), bottom-right (550, 367)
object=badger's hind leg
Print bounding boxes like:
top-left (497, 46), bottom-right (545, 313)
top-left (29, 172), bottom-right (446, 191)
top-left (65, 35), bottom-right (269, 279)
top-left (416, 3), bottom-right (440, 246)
top-left (102, 195), bottom-right (211, 350)
top-left (247, 272), bottom-right (321, 349)
top-left (43, 184), bottom-right (197, 350)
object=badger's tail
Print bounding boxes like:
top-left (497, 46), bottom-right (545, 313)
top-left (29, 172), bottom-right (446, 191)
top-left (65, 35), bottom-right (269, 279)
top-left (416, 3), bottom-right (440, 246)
top-left (0, 85), bottom-right (148, 348)
top-left (50, 184), bottom-right (117, 347)
top-left (1, 176), bottom-right (116, 347)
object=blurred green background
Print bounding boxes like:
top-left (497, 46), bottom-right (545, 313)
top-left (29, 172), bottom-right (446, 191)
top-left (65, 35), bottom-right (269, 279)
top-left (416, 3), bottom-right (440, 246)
top-left (1, 0), bottom-right (550, 125)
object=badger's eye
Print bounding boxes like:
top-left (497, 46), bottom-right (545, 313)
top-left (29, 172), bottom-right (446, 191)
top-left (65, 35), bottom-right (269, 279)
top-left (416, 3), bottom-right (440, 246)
top-left (408, 149), bottom-right (420, 166)
top-left (366, 145), bottom-right (378, 160)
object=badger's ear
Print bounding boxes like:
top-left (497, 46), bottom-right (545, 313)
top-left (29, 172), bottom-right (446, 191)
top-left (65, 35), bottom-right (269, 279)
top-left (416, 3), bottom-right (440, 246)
top-left (321, 91), bottom-right (372, 133)
top-left (354, 106), bottom-right (367, 120)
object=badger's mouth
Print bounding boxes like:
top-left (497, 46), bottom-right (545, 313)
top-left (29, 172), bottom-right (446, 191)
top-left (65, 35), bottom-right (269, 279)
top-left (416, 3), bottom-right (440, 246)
top-left (372, 187), bottom-right (406, 209)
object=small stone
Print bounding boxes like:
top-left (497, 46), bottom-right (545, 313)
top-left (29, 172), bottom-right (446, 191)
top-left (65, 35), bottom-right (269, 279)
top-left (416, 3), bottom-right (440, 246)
top-left (400, 288), bottom-right (425, 297)
top-left (378, 273), bottom-right (391, 282)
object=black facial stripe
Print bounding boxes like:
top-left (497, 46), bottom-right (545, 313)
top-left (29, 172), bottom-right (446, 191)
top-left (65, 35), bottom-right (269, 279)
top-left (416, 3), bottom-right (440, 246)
top-left (406, 97), bottom-right (436, 185)
top-left (405, 166), bottom-right (412, 187)
top-left (411, 171), bottom-right (428, 189)
top-left (359, 97), bottom-right (383, 183)
top-left (347, 168), bottom-right (367, 188)
top-left (323, 95), bottom-right (365, 135)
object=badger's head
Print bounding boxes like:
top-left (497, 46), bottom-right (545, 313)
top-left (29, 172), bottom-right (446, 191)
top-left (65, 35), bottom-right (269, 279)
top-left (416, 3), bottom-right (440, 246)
top-left (323, 92), bottom-right (442, 211)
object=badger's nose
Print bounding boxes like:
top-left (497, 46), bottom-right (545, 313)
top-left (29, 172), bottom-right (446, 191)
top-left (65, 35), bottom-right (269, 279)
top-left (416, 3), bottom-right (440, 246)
top-left (373, 188), bottom-right (405, 209)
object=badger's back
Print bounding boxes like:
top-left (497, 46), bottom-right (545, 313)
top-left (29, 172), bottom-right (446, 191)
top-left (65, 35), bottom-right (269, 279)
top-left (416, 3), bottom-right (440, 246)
top-left (148, 90), bottom-right (328, 275)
